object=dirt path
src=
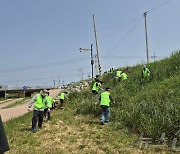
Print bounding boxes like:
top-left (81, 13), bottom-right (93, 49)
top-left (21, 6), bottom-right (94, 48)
top-left (0, 99), bottom-right (12, 104)
top-left (0, 88), bottom-right (61, 122)
top-left (0, 98), bottom-right (23, 109)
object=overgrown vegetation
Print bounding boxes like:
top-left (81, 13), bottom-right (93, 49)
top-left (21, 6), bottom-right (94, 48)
top-left (70, 51), bottom-right (180, 141)
top-left (3, 51), bottom-right (179, 153)
top-left (4, 108), bottom-right (144, 153)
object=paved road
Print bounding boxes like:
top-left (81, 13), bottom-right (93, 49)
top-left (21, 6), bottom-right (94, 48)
top-left (0, 88), bottom-right (61, 122)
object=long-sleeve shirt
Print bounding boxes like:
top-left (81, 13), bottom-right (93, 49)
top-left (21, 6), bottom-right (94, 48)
top-left (28, 95), bottom-right (48, 111)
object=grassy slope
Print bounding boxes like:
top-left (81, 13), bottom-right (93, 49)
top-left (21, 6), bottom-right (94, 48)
top-left (73, 51), bottom-right (180, 140)
top-left (3, 51), bottom-right (179, 153)
top-left (4, 109), bottom-right (145, 154)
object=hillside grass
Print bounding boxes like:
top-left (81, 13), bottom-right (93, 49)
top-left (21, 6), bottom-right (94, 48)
top-left (3, 51), bottom-right (179, 153)
top-left (4, 108), bottom-right (150, 154)
top-left (71, 51), bottom-right (180, 141)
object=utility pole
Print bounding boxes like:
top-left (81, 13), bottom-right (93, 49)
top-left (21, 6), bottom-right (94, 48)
top-left (58, 76), bottom-right (60, 87)
top-left (90, 44), bottom-right (94, 78)
top-left (4, 86), bottom-right (7, 99)
top-left (151, 53), bottom-right (157, 62)
top-left (94, 54), bottom-right (98, 76)
top-left (93, 14), bottom-right (102, 76)
top-left (78, 68), bottom-right (84, 80)
top-left (144, 12), bottom-right (149, 63)
top-left (53, 79), bottom-right (55, 87)
top-left (79, 44), bottom-right (94, 79)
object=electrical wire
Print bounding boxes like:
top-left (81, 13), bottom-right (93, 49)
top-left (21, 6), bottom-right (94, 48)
top-left (0, 56), bottom-right (89, 74)
top-left (100, 15), bottom-right (143, 41)
top-left (148, 0), bottom-right (172, 14)
top-left (110, 17), bottom-right (143, 54)
top-left (0, 72), bottom-right (90, 84)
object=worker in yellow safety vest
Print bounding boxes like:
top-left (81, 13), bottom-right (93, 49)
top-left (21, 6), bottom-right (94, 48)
top-left (99, 87), bottom-right (113, 125)
top-left (44, 92), bottom-right (53, 121)
top-left (28, 89), bottom-right (48, 133)
top-left (59, 92), bottom-right (68, 109)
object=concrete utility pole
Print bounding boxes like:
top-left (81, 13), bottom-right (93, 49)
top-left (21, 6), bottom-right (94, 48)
top-left (53, 79), bottom-right (55, 87)
top-left (144, 12), bottom-right (149, 63)
top-left (93, 14), bottom-right (102, 76)
top-left (58, 77), bottom-right (60, 87)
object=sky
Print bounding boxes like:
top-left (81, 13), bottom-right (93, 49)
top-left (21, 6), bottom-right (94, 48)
top-left (0, 0), bottom-right (179, 88)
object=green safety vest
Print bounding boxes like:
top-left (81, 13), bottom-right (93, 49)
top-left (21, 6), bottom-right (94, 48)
top-left (100, 91), bottom-right (110, 106)
top-left (34, 94), bottom-right (46, 109)
top-left (116, 70), bottom-right (122, 77)
top-left (110, 68), bottom-right (114, 74)
top-left (143, 68), bottom-right (150, 77)
top-left (60, 93), bottom-right (65, 100)
top-left (121, 73), bottom-right (127, 81)
top-left (92, 82), bottom-right (98, 92)
top-left (46, 96), bottom-right (53, 108)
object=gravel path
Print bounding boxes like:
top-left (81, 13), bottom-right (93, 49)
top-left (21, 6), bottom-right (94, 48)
top-left (0, 88), bottom-right (61, 122)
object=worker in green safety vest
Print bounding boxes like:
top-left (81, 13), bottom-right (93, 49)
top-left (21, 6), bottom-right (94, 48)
top-left (99, 87), bottom-right (113, 125)
top-left (92, 79), bottom-right (103, 94)
top-left (44, 92), bottom-right (53, 121)
top-left (109, 67), bottom-right (115, 78)
top-left (59, 91), bottom-right (67, 109)
top-left (120, 71), bottom-right (128, 81)
top-left (142, 65), bottom-right (150, 78)
top-left (116, 69), bottom-right (122, 81)
top-left (28, 89), bottom-right (48, 133)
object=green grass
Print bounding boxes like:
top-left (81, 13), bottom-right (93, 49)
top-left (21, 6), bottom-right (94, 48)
top-left (2, 98), bottom-right (30, 109)
top-left (3, 50), bottom-right (179, 153)
top-left (0, 99), bottom-right (12, 104)
top-left (71, 51), bottom-right (180, 141)
top-left (3, 108), bottom-right (141, 153)
top-left (4, 107), bottom-right (173, 153)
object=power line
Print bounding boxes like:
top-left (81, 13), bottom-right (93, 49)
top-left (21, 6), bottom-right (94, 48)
top-left (110, 17), bottom-right (143, 53)
top-left (148, 0), bottom-right (172, 13)
top-left (0, 56), bottom-right (89, 74)
top-left (100, 15), bottom-right (143, 41)
top-left (0, 72), bottom-right (90, 84)
top-left (101, 55), bottom-right (146, 59)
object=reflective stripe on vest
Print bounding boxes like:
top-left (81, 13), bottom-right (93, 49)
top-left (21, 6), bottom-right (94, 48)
top-left (100, 91), bottom-right (110, 106)
top-left (34, 94), bottom-right (46, 109)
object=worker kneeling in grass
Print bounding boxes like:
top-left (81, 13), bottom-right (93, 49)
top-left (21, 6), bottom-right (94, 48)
top-left (99, 87), bottom-right (113, 125)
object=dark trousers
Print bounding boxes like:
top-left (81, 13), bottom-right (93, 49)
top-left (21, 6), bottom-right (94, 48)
top-left (92, 90), bottom-right (98, 95)
top-left (32, 110), bottom-right (44, 129)
top-left (60, 99), bottom-right (65, 108)
top-left (44, 108), bottom-right (51, 120)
